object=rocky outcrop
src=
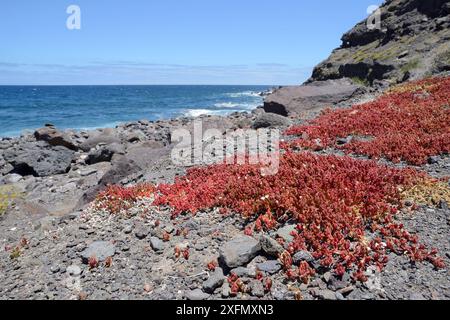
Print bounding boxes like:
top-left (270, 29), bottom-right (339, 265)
top-left (252, 112), bottom-right (293, 129)
top-left (79, 128), bottom-right (121, 152)
top-left (264, 78), bottom-right (362, 116)
top-left (310, 0), bottom-right (450, 85)
top-left (263, 0), bottom-right (450, 118)
top-left (34, 125), bottom-right (79, 151)
top-left (0, 111), bottom-right (260, 216)
top-left (2, 141), bottom-right (75, 177)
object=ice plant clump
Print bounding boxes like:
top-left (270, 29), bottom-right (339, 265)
top-left (155, 151), bottom-right (444, 279)
top-left (284, 76), bottom-right (450, 165)
top-left (95, 184), bottom-right (155, 215)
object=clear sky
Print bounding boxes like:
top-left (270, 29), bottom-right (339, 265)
top-left (0, 0), bottom-right (383, 85)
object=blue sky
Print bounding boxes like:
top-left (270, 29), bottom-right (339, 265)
top-left (0, 0), bottom-right (383, 85)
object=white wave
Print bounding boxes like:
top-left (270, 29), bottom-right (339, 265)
top-left (184, 109), bottom-right (216, 117)
top-left (77, 122), bottom-right (122, 131)
top-left (214, 102), bottom-right (240, 109)
top-left (226, 91), bottom-right (261, 98)
top-left (214, 102), bottom-right (258, 110)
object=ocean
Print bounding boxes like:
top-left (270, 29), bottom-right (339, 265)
top-left (0, 85), bottom-right (271, 137)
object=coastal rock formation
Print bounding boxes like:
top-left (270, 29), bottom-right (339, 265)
top-left (264, 0), bottom-right (450, 118)
top-left (263, 78), bottom-right (362, 117)
top-left (2, 141), bottom-right (75, 177)
top-left (0, 112), bottom-right (260, 217)
top-left (0, 83), bottom-right (449, 300)
top-left (0, 0), bottom-right (449, 302)
top-left (252, 112), bottom-right (293, 129)
top-left (310, 0), bottom-right (450, 85)
top-left (34, 125), bottom-right (79, 151)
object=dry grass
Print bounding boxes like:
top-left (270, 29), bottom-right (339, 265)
top-left (0, 185), bottom-right (21, 216)
top-left (402, 179), bottom-right (450, 207)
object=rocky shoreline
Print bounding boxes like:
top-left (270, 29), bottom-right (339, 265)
top-left (1, 0), bottom-right (449, 301)
top-left (1, 89), bottom-right (449, 300)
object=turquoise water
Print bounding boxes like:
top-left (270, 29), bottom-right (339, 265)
top-left (0, 85), bottom-right (271, 137)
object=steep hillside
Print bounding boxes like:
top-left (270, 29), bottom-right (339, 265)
top-left (264, 0), bottom-right (450, 117)
top-left (310, 0), bottom-right (450, 86)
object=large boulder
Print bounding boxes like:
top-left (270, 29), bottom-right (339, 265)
top-left (34, 125), bottom-right (79, 151)
top-left (78, 143), bottom-right (171, 206)
top-left (264, 79), bottom-right (361, 116)
top-left (2, 141), bottom-right (75, 177)
top-left (77, 155), bottom-right (138, 206)
top-left (81, 241), bottom-right (116, 263)
top-left (252, 112), bottom-right (292, 129)
top-left (86, 143), bottom-right (125, 165)
top-left (219, 236), bottom-right (261, 269)
top-left (79, 128), bottom-right (121, 152)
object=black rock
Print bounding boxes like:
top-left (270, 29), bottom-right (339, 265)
top-left (203, 268), bottom-right (225, 293)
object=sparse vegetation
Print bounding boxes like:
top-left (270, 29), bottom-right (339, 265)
top-left (400, 58), bottom-right (420, 74)
top-left (350, 76), bottom-right (370, 86)
top-left (0, 186), bottom-right (21, 217)
top-left (402, 179), bottom-right (450, 207)
top-left (351, 40), bottom-right (410, 63)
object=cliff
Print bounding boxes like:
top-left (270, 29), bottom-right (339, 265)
top-left (264, 0), bottom-right (450, 117)
top-left (310, 0), bottom-right (450, 85)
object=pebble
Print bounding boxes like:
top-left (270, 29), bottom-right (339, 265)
top-left (256, 260), bottom-right (282, 274)
top-left (66, 265), bottom-right (82, 277)
top-left (316, 289), bottom-right (337, 301)
top-left (221, 282), bottom-right (231, 298)
top-left (259, 235), bottom-right (284, 257)
top-left (150, 237), bottom-right (164, 252)
top-left (230, 267), bottom-right (256, 278)
top-left (135, 228), bottom-right (149, 240)
top-left (410, 293), bottom-right (426, 300)
top-left (164, 225), bottom-right (175, 234)
top-left (335, 291), bottom-right (346, 300)
top-left (203, 268), bottom-right (225, 293)
top-left (185, 289), bottom-right (210, 301)
top-left (276, 225), bottom-right (296, 243)
top-left (249, 280), bottom-right (265, 298)
top-left (123, 225), bottom-right (133, 234)
top-left (292, 251), bottom-right (314, 264)
top-left (50, 264), bottom-right (60, 274)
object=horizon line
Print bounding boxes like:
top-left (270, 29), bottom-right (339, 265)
top-left (0, 83), bottom-right (285, 87)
